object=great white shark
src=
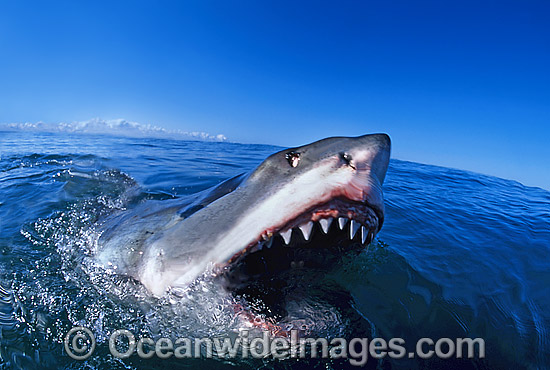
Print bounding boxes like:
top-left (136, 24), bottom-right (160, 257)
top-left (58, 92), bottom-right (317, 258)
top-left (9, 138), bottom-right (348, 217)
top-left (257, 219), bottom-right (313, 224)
top-left (96, 133), bottom-right (391, 296)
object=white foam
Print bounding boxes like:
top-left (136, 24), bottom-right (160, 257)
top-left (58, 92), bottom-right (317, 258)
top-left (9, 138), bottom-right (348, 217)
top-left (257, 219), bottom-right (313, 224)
top-left (1, 118), bottom-right (227, 142)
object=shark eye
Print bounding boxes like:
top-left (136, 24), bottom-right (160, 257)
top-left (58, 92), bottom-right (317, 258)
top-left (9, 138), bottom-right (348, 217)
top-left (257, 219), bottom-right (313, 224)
top-left (340, 152), bottom-right (356, 169)
top-left (285, 151), bottom-right (301, 168)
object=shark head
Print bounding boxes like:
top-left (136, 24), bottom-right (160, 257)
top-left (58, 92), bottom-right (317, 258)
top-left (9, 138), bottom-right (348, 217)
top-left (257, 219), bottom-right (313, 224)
top-left (101, 133), bottom-right (391, 296)
top-left (212, 133), bottom-right (391, 289)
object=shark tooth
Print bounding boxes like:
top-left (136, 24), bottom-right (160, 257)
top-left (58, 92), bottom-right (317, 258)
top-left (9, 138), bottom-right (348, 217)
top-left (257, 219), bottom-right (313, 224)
top-left (265, 237), bottom-right (273, 249)
top-left (319, 218), bottom-right (333, 233)
top-left (361, 227), bottom-right (368, 244)
top-left (350, 220), bottom-right (360, 239)
top-left (299, 221), bottom-right (314, 241)
top-left (280, 229), bottom-right (293, 245)
top-left (368, 231), bottom-right (374, 244)
top-left (338, 217), bottom-right (348, 230)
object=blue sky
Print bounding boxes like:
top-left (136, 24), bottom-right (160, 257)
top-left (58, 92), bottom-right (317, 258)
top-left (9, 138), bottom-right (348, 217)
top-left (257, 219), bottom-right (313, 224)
top-left (0, 1), bottom-right (549, 189)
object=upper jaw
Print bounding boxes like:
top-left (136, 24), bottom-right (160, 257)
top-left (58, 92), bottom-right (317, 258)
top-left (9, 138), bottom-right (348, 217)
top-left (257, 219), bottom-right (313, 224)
top-left (225, 195), bottom-right (381, 266)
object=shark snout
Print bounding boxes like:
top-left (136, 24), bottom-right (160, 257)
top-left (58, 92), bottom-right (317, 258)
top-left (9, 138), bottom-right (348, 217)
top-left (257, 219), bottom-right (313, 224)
top-left (350, 133), bottom-right (391, 185)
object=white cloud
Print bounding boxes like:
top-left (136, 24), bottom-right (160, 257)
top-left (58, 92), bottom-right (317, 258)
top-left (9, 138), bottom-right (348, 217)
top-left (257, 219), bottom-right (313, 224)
top-left (1, 118), bottom-right (227, 142)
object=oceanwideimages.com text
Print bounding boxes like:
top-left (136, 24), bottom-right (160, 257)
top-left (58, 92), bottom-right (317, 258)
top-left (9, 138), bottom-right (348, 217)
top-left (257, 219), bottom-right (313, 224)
top-left (65, 327), bottom-right (485, 366)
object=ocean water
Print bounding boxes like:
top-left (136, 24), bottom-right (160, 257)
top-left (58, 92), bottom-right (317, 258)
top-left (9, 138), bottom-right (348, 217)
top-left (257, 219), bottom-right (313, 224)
top-left (0, 131), bottom-right (549, 369)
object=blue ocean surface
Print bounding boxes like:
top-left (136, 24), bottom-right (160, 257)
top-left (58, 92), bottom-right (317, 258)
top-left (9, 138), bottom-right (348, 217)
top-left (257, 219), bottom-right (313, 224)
top-left (0, 131), bottom-right (549, 369)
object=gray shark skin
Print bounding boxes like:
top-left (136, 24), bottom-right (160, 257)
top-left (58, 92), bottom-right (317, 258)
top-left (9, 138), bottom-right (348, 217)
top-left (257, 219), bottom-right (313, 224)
top-left (96, 134), bottom-right (391, 296)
